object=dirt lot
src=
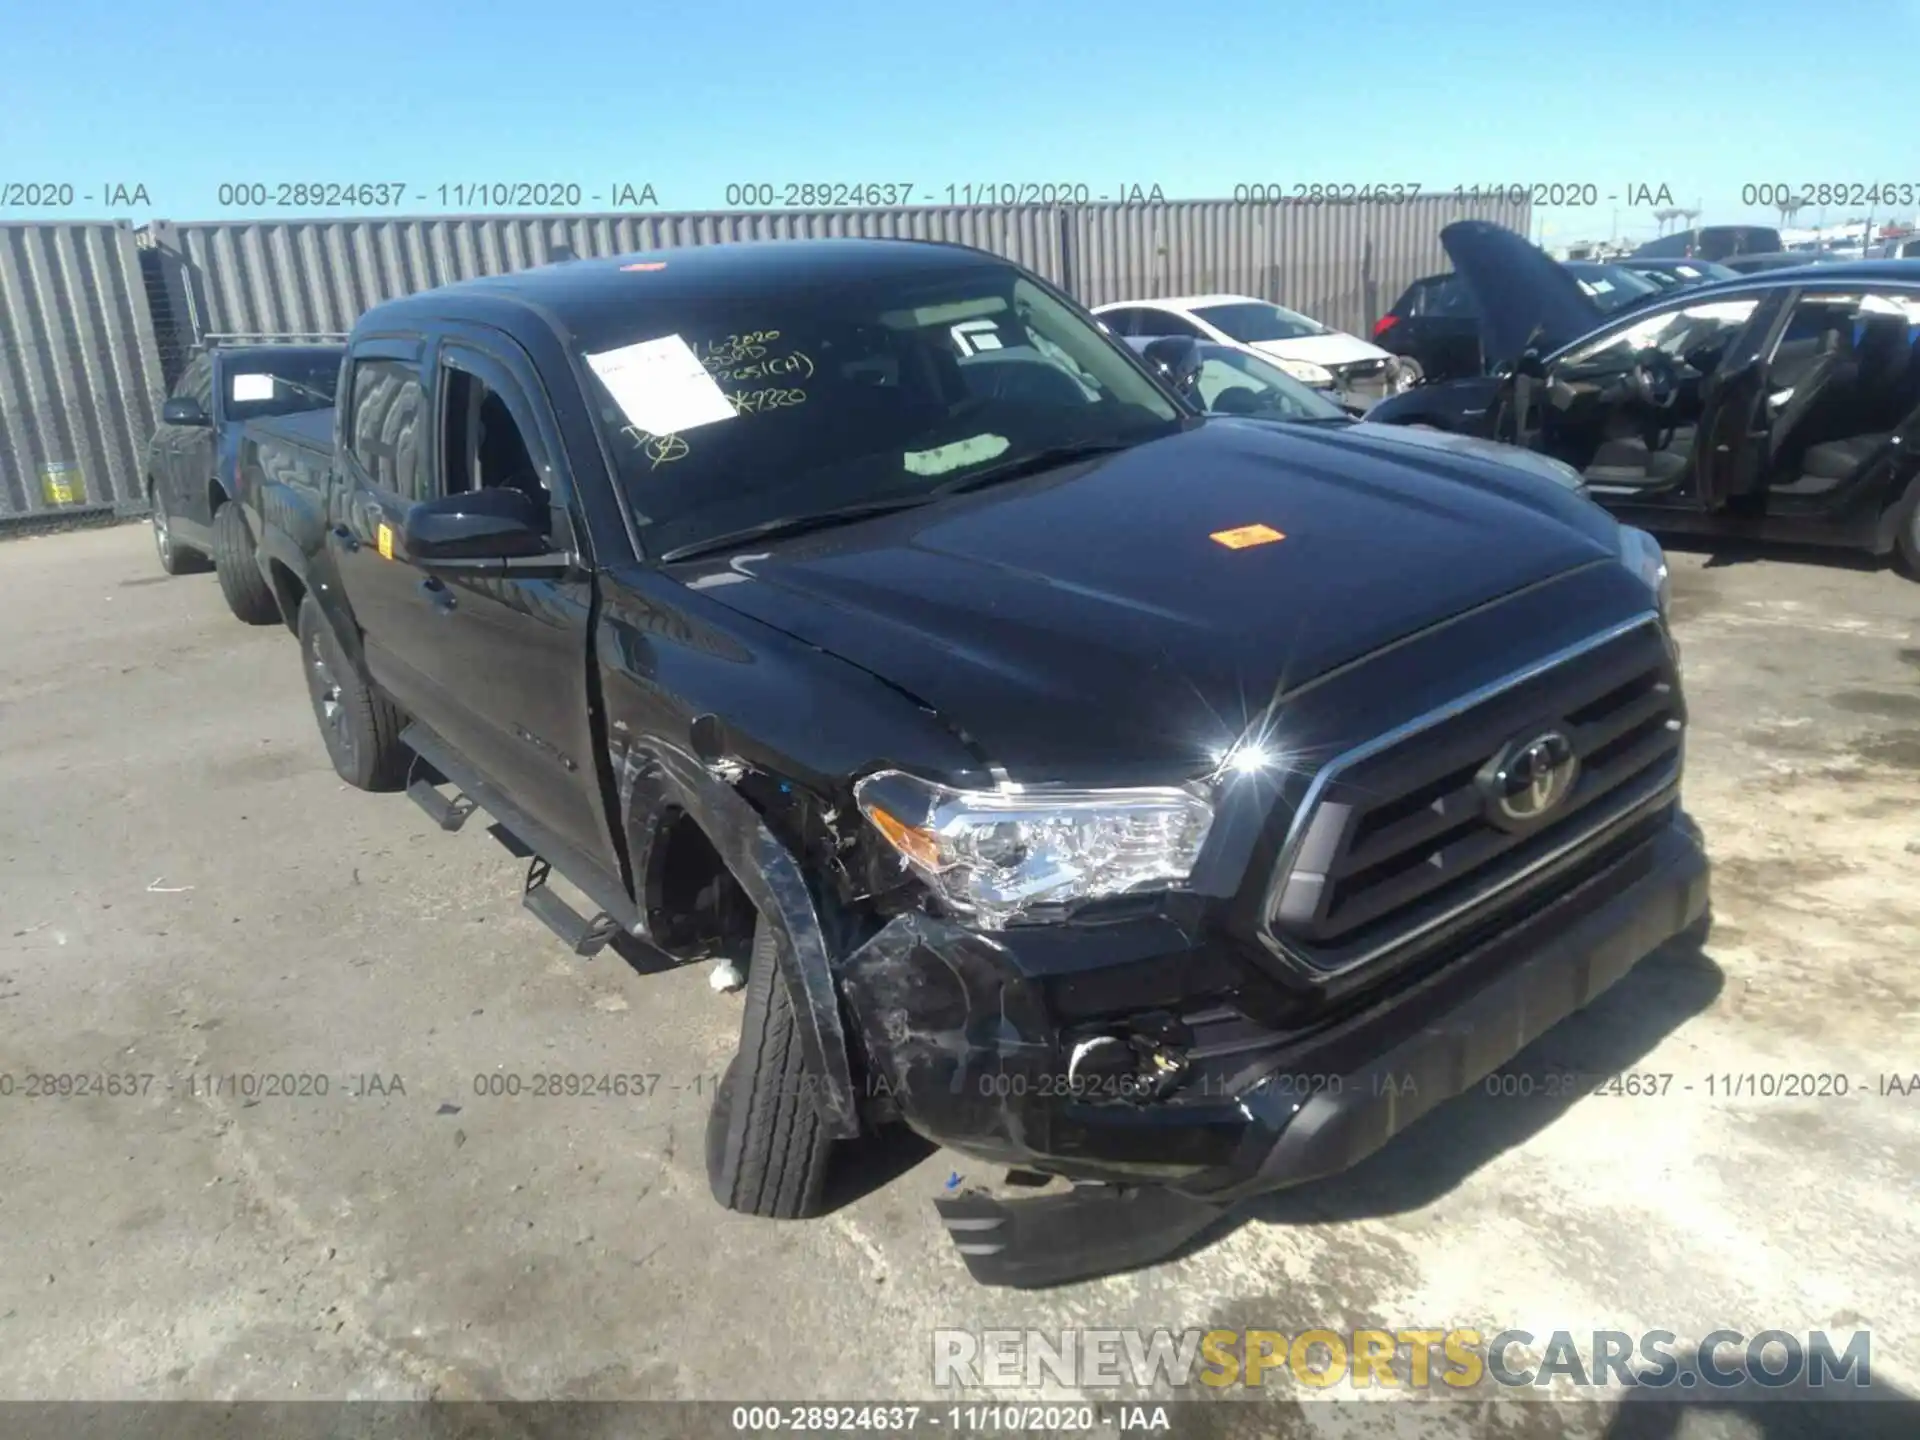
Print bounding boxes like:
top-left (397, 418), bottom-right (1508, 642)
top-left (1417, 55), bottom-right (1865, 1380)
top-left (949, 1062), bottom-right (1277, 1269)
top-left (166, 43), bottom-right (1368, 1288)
top-left (1, 524), bottom-right (1916, 1434)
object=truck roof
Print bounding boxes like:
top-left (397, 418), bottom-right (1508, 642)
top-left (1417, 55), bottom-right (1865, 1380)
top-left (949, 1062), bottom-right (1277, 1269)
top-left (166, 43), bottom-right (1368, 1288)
top-left (357, 239), bottom-right (1012, 337)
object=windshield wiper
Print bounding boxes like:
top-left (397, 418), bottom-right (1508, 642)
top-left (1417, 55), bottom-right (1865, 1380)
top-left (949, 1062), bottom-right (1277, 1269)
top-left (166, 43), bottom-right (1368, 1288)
top-left (656, 494), bottom-right (934, 564)
top-left (925, 438), bottom-right (1141, 498)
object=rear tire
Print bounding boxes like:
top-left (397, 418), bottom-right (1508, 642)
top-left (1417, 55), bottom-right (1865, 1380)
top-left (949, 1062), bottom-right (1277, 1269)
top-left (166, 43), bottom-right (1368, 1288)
top-left (706, 914), bottom-right (835, 1219)
top-left (296, 595), bottom-right (409, 791)
top-left (213, 503), bottom-right (282, 624)
top-left (151, 486), bottom-right (209, 576)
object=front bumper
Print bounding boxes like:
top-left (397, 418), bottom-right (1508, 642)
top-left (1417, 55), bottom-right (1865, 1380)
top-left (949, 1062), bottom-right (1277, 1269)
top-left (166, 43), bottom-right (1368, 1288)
top-left (839, 809), bottom-right (1708, 1286)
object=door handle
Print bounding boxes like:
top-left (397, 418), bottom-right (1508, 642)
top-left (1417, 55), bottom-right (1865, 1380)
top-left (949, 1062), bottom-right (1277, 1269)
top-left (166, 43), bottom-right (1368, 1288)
top-left (331, 524), bottom-right (359, 552)
top-left (418, 575), bottom-right (456, 613)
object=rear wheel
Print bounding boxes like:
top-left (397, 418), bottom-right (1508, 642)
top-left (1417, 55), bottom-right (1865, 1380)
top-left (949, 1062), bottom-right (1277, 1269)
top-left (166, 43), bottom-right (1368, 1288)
top-left (212, 503), bottom-right (282, 624)
top-left (150, 486), bottom-right (208, 576)
top-left (705, 914), bottom-right (835, 1219)
top-left (296, 596), bottom-right (409, 791)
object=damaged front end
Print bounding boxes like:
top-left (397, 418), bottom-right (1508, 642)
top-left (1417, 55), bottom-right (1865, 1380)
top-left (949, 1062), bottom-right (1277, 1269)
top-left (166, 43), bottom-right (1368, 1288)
top-left (838, 793), bottom-right (1706, 1288)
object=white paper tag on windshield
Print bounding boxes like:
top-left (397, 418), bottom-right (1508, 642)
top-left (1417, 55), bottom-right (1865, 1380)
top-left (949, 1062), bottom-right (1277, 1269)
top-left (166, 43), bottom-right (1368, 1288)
top-left (231, 373), bottom-right (276, 401)
top-left (585, 335), bottom-right (737, 436)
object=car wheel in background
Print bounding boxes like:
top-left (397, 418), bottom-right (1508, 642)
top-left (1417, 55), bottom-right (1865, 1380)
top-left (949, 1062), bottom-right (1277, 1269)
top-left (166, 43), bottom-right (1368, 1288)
top-left (706, 914), bottom-right (835, 1219)
top-left (150, 485), bottom-right (209, 576)
top-left (296, 595), bottom-right (409, 791)
top-left (212, 502), bottom-right (282, 625)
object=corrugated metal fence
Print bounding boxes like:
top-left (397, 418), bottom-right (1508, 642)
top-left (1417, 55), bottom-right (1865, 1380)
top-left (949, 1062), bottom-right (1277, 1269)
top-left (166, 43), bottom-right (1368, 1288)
top-left (3, 195), bottom-right (1527, 528)
top-left (0, 222), bottom-right (167, 524)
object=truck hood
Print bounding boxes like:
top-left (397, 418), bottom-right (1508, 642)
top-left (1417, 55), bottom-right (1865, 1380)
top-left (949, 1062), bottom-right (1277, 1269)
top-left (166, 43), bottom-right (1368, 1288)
top-left (1441, 220), bottom-right (1606, 366)
top-left (681, 418), bottom-right (1618, 782)
top-left (1343, 420), bottom-right (1586, 492)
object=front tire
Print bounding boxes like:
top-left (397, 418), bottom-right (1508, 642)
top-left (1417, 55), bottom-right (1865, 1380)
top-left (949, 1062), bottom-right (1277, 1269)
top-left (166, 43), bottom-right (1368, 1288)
top-left (151, 486), bottom-right (209, 576)
top-left (1897, 486), bottom-right (1920, 580)
top-left (213, 503), bottom-right (282, 624)
top-left (296, 595), bottom-right (409, 791)
top-left (706, 914), bottom-right (835, 1219)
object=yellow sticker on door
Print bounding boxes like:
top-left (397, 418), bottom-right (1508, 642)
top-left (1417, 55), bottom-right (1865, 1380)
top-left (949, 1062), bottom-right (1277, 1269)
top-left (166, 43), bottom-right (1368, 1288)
top-left (1209, 523), bottom-right (1286, 550)
top-left (377, 524), bottom-right (394, 560)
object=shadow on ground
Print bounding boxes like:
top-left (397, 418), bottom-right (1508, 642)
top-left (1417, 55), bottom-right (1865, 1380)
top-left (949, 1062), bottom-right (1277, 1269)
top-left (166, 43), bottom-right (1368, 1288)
top-left (1655, 532), bottom-right (1890, 576)
top-left (1240, 926), bottom-right (1725, 1228)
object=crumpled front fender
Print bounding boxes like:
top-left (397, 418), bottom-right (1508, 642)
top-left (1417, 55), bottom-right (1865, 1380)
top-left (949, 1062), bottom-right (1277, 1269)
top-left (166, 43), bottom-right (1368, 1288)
top-left (609, 734), bottom-right (862, 1140)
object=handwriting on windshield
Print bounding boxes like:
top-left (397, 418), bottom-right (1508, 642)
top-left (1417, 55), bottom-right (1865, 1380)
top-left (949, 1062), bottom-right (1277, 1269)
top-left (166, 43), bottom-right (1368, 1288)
top-left (726, 387), bottom-right (807, 416)
top-left (621, 424), bottom-right (690, 469)
top-left (714, 351), bottom-right (815, 383)
top-left (698, 332), bottom-right (780, 369)
top-left (697, 332), bottom-right (817, 384)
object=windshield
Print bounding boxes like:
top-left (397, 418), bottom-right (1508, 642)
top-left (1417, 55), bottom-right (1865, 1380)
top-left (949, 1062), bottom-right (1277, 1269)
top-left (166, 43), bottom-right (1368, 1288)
top-left (1564, 263), bottom-right (1662, 313)
top-left (221, 353), bottom-right (342, 420)
top-left (1190, 344), bottom-right (1347, 420)
top-left (1192, 300), bottom-right (1329, 342)
top-left (575, 264), bottom-right (1182, 559)
top-left (1558, 297), bottom-right (1760, 376)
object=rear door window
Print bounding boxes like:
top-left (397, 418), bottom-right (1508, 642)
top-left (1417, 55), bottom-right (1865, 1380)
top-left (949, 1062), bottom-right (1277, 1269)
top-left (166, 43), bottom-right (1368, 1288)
top-left (345, 358), bottom-right (429, 499)
top-left (1409, 276), bottom-right (1477, 319)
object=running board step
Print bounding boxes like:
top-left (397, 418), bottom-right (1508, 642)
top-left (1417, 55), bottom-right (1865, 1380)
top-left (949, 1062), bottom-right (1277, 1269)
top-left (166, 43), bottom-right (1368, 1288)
top-left (406, 775), bottom-right (478, 832)
top-left (523, 857), bottom-right (622, 958)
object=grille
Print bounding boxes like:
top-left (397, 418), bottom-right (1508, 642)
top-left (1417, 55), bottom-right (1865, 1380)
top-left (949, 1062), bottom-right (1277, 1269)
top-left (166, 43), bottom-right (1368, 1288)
top-left (1331, 358), bottom-right (1388, 381)
top-left (1261, 618), bottom-right (1682, 976)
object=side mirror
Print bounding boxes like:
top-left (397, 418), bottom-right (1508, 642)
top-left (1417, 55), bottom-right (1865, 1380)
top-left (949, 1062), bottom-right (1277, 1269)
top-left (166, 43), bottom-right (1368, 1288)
top-left (1140, 336), bottom-right (1204, 399)
top-left (405, 487), bottom-right (555, 566)
top-left (162, 397), bottom-right (210, 426)
top-left (1514, 348), bottom-right (1547, 380)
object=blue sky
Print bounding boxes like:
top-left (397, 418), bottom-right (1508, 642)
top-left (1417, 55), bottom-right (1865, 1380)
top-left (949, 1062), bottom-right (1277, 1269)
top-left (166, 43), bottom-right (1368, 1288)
top-left (4, 0), bottom-right (1917, 245)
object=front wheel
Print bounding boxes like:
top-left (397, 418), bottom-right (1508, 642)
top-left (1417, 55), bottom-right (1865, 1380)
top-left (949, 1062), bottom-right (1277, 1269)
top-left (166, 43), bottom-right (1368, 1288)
top-left (213, 503), bottom-right (281, 624)
top-left (705, 914), bottom-right (835, 1219)
top-left (1897, 485), bottom-right (1920, 580)
top-left (296, 596), bottom-right (409, 791)
top-left (151, 486), bottom-right (209, 576)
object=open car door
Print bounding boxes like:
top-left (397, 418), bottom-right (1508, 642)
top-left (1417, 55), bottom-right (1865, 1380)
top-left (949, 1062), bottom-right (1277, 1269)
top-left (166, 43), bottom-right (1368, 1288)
top-left (1685, 294), bottom-right (1791, 509)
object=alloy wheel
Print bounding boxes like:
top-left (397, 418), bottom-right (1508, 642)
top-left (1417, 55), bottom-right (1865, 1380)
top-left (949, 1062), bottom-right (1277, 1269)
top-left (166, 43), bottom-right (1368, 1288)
top-left (151, 492), bottom-right (172, 567)
top-left (308, 632), bottom-right (356, 767)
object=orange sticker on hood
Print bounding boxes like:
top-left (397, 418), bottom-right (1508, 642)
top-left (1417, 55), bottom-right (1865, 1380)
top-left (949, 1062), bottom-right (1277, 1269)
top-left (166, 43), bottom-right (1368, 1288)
top-left (1209, 523), bottom-right (1286, 549)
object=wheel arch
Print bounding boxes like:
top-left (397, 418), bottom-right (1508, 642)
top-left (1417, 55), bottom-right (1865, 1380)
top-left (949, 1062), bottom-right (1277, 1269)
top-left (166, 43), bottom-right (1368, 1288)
top-left (616, 740), bottom-right (862, 1140)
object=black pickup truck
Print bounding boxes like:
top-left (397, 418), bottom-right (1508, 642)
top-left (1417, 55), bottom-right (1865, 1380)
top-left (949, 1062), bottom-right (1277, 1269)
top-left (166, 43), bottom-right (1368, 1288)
top-left (240, 239), bottom-right (1707, 1287)
top-left (145, 338), bottom-right (345, 622)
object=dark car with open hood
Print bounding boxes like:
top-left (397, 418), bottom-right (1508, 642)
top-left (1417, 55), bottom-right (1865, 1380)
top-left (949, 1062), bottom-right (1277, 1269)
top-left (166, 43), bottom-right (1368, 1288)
top-left (237, 237), bottom-right (1705, 1286)
top-left (1367, 222), bottom-right (1920, 574)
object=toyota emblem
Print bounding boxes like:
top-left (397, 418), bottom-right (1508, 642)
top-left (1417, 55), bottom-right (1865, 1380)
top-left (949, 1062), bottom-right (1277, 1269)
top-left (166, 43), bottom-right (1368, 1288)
top-left (1478, 730), bottom-right (1579, 829)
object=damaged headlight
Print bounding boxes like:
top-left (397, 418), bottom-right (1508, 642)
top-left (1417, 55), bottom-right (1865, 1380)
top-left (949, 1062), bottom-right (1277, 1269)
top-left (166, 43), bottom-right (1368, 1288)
top-left (1617, 525), bottom-right (1670, 619)
top-left (853, 770), bottom-right (1215, 928)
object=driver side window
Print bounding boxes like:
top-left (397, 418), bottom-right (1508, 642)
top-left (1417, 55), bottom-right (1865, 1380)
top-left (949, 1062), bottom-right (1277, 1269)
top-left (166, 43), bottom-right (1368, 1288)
top-left (439, 367), bottom-right (550, 524)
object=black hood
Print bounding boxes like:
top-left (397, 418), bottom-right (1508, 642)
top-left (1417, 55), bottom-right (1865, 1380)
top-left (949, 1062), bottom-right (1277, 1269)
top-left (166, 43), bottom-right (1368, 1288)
top-left (1440, 220), bottom-right (1606, 365)
top-left (678, 419), bottom-right (1620, 785)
